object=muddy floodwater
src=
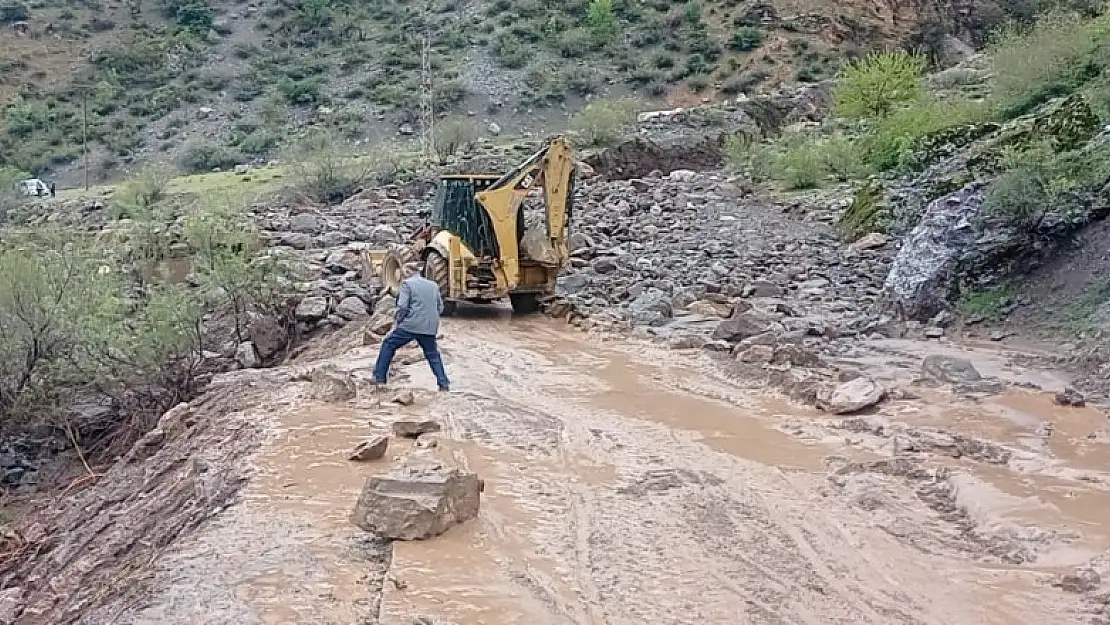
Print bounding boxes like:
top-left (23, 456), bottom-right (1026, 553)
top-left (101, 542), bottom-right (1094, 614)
top-left (116, 311), bottom-right (1110, 625)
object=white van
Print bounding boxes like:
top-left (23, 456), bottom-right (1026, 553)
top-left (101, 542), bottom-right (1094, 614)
top-left (20, 179), bottom-right (48, 197)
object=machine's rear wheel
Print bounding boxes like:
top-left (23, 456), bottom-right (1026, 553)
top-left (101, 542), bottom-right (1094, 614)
top-left (423, 250), bottom-right (457, 317)
top-left (509, 293), bottom-right (541, 315)
top-left (380, 245), bottom-right (417, 297)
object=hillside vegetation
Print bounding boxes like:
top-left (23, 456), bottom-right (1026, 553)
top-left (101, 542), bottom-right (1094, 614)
top-left (0, 0), bottom-right (1083, 185)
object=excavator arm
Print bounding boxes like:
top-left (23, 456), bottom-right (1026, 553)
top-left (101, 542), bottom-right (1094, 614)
top-left (474, 136), bottom-right (576, 289)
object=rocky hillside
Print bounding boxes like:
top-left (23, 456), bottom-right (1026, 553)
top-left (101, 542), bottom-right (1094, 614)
top-left (0, 0), bottom-right (1055, 186)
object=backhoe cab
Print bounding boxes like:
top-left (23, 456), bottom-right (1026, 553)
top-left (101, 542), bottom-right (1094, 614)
top-left (373, 136), bottom-right (575, 315)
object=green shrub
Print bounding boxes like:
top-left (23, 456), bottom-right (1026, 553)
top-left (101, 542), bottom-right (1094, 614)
top-left (435, 117), bottom-right (478, 158)
top-left (557, 27), bottom-right (593, 58)
top-left (587, 0), bottom-right (617, 42)
top-left (185, 194), bottom-right (292, 342)
top-left (179, 142), bottom-right (244, 173)
top-left (957, 287), bottom-right (1014, 322)
top-left (730, 26), bottom-right (761, 51)
top-left (493, 33), bottom-right (529, 69)
top-left (838, 179), bottom-right (889, 237)
top-left (988, 10), bottom-right (1110, 117)
top-left (284, 130), bottom-right (396, 204)
top-left (861, 97), bottom-right (986, 170)
top-left (112, 164), bottom-right (174, 219)
top-left (683, 0), bottom-right (702, 25)
top-left (174, 1), bottom-right (213, 30)
top-left (687, 75), bottom-right (709, 92)
top-left (726, 131), bottom-right (871, 189)
top-left (568, 97), bottom-right (640, 147)
top-left (0, 2), bottom-right (29, 23)
top-left (0, 227), bottom-right (222, 426)
top-left (236, 129), bottom-right (280, 156)
top-left (277, 77), bottom-right (323, 105)
top-left (835, 51), bottom-right (927, 120)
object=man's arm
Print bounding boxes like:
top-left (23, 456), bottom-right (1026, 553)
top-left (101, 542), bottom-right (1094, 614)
top-left (435, 287), bottom-right (443, 316)
top-left (395, 281), bottom-right (411, 324)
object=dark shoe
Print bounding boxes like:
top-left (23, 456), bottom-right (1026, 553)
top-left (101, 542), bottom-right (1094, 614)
top-left (372, 378), bottom-right (387, 386)
top-left (438, 386), bottom-right (450, 392)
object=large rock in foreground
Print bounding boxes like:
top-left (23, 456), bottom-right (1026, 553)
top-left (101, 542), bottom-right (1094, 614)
top-left (350, 464), bottom-right (481, 540)
top-left (817, 377), bottom-right (885, 414)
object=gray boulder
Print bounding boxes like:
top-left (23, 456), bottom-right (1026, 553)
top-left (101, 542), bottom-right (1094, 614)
top-left (921, 355), bottom-right (981, 384)
top-left (629, 289), bottom-right (673, 326)
top-left (712, 310), bottom-right (775, 342)
top-left (248, 314), bottom-right (287, 359)
top-left (295, 296), bottom-right (329, 321)
top-left (309, 365), bottom-right (356, 402)
top-left (350, 464), bottom-right (482, 540)
top-left (335, 296), bottom-right (369, 320)
top-left (882, 183), bottom-right (987, 321)
top-left (392, 418), bottom-right (441, 438)
top-left (290, 212), bottom-right (322, 234)
top-left (817, 377), bottom-right (885, 414)
top-left (235, 342), bottom-right (260, 369)
top-left (349, 435), bottom-right (389, 462)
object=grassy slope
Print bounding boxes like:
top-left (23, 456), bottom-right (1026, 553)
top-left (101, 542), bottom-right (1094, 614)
top-left (0, 0), bottom-right (977, 187)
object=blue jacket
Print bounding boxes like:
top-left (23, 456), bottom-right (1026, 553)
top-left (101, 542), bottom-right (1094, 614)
top-left (394, 275), bottom-right (443, 335)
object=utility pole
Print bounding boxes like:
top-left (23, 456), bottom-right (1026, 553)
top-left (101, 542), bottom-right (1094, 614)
top-left (418, 2), bottom-right (434, 164)
top-left (81, 89), bottom-right (89, 191)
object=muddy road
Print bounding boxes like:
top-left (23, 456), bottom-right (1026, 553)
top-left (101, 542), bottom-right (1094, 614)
top-left (106, 309), bottom-right (1108, 625)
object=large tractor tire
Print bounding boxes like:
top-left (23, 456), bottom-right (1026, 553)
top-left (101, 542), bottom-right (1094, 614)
top-left (380, 245), bottom-right (417, 297)
top-left (423, 250), bottom-right (457, 317)
top-left (509, 293), bottom-right (541, 315)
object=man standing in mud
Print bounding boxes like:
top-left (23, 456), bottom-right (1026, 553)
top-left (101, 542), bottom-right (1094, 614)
top-left (372, 262), bottom-right (451, 391)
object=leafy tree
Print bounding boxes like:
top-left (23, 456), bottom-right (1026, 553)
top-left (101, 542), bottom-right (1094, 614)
top-left (834, 51), bottom-right (927, 119)
top-left (587, 0), bottom-right (617, 42)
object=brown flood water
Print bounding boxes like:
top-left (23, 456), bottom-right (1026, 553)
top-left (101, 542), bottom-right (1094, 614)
top-left (124, 314), bottom-right (1107, 625)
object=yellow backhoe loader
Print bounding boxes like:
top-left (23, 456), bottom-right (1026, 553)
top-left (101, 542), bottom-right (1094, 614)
top-left (364, 136), bottom-right (576, 315)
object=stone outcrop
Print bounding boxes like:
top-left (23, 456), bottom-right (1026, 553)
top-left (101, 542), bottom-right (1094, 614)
top-left (350, 464), bottom-right (481, 540)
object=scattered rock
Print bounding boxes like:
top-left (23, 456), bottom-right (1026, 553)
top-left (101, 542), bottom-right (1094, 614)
top-left (712, 310), bottom-right (776, 342)
top-left (235, 342), bottom-right (260, 369)
top-left (349, 435), bottom-right (389, 462)
top-left (350, 463), bottom-right (482, 540)
top-left (415, 433), bottom-right (438, 449)
top-left (0, 586), bottom-right (23, 625)
top-left (309, 366), bottom-right (356, 402)
top-left (818, 377), bottom-right (885, 414)
top-left (848, 232), bottom-right (890, 252)
top-left (363, 327), bottom-right (382, 345)
top-left (392, 419), bottom-right (441, 438)
top-left (1053, 567), bottom-right (1101, 593)
top-left (290, 212), bottom-right (322, 234)
top-left (629, 289), bottom-right (673, 326)
top-left (336, 296), bottom-right (369, 320)
top-left (921, 355), bottom-right (981, 384)
top-left (1054, 387), bottom-right (1086, 407)
top-left (737, 344), bottom-right (774, 363)
top-left (391, 390), bottom-right (415, 406)
top-left (368, 310), bottom-right (395, 335)
top-left (249, 315), bottom-right (287, 359)
top-left (295, 296), bottom-right (329, 322)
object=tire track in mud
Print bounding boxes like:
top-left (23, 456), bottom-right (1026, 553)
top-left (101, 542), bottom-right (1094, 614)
top-left (381, 315), bottom-right (1090, 625)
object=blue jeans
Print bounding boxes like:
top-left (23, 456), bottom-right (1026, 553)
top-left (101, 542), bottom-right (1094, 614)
top-left (372, 328), bottom-right (450, 390)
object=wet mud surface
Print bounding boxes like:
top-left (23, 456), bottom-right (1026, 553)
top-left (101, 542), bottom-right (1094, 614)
top-left (49, 308), bottom-right (1110, 625)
